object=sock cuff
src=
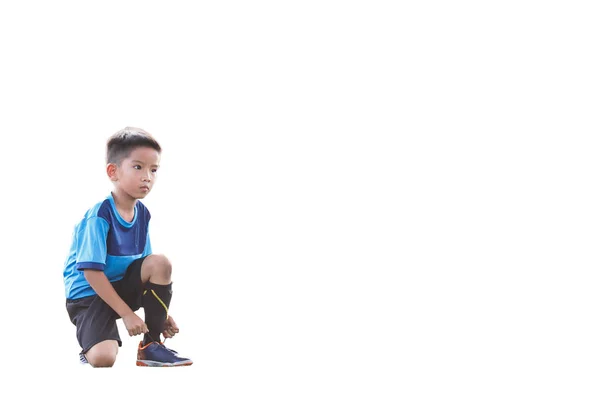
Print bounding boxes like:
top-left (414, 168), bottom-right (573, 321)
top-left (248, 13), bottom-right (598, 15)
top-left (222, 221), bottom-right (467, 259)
top-left (145, 281), bottom-right (172, 291)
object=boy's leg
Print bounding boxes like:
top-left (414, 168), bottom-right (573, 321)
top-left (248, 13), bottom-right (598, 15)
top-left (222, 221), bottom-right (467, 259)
top-left (121, 254), bottom-right (192, 366)
top-left (140, 254), bottom-right (173, 344)
top-left (121, 254), bottom-right (173, 344)
top-left (66, 295), bottom-right (123, 368)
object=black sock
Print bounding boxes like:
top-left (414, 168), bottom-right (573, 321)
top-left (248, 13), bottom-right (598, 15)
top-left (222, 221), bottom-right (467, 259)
top-left (142, 282), bottom-right (173, 345)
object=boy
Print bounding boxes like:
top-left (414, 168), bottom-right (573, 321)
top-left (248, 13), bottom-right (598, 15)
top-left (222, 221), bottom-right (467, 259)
top-left (63, 127), bottom-right (192, 367)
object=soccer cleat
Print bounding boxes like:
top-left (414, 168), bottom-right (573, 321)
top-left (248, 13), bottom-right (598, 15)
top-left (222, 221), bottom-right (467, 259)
top-left (136, 341), bottom-right (193, 367)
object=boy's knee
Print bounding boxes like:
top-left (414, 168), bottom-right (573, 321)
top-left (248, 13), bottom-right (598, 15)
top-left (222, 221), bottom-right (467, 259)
top-left (85, 340), bottom-right (118, 368)
top-left (144, 254), bottom-right (172, 280)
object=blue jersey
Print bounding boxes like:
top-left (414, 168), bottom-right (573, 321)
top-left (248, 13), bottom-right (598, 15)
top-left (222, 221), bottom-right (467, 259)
top-left (63, 194), bottom-right (152, 299)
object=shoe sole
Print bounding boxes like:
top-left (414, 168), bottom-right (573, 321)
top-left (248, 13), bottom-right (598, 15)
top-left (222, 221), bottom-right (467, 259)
top-left (136, 360), bottom-right (193, 367)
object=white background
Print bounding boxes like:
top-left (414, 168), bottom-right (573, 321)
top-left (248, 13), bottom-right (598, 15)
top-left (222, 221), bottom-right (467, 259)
top-left (1, 0), bottom-right (599, 398)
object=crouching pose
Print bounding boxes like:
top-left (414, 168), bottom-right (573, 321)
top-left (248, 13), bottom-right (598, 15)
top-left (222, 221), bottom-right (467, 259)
top-left (63, 127), bottom-right (192, 367)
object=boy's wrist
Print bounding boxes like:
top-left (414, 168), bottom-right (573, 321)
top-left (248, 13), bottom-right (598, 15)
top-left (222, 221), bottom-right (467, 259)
top-left (116, 306), bottom-right (134, 318)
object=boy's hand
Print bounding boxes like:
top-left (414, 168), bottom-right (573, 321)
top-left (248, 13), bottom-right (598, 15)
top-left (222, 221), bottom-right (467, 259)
top-left (123, 312), bottom-right (149, 336)
top-left (163, 315), bottom-right (180, 338)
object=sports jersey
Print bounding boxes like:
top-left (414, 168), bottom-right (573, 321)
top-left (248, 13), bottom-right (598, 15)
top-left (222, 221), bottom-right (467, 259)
top-left (63, 193), bottom-right (152, 299)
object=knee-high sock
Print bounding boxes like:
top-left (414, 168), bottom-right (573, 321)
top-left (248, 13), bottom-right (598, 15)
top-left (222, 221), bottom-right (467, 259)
top-left (142, 282), bottom-right (172, 345)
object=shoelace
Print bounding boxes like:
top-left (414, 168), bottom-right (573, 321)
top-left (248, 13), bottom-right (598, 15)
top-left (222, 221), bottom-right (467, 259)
top-left (146, 333), bottom-right (179, 355)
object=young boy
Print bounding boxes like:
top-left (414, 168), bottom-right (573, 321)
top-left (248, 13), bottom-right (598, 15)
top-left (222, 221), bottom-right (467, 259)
top-left (63, 127), bottom-right (192, 367)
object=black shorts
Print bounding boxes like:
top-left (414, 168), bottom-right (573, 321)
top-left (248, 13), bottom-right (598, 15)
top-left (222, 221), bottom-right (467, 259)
top-left (66, 256), bottom-right (147, 354)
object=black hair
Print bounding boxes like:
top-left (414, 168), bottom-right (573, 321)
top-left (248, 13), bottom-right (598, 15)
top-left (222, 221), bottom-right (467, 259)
top-left (106, 127), bottom-right (162, 165)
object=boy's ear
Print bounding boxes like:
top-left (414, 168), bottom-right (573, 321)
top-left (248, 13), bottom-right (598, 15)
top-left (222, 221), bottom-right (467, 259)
top-left (107, 163), bottom-right (118, 181)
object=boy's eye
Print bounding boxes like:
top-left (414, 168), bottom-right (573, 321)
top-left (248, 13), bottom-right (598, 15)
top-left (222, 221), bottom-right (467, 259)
top-left (151, 169), bottom-right (158, 173)
top-left (134, 165), bottom-right (141, 170)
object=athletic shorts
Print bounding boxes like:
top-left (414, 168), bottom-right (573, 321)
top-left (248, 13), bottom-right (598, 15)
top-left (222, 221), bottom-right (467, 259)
top-left (66, 256), bottom-right (148, 354)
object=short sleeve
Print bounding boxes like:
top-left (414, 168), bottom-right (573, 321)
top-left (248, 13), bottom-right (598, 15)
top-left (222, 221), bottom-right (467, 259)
top-left (75, 216), bottom-right (110, 271)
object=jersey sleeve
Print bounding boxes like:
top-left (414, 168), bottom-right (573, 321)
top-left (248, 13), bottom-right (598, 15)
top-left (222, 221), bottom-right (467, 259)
top-left (75, 216), bottom-right (110, 271)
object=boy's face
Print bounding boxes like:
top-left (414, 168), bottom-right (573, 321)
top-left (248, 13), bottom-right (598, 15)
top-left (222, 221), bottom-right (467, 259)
top-left (109, 146), bottom-right (161, 200)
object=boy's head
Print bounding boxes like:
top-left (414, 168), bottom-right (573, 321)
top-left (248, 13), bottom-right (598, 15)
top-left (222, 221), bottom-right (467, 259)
top-left (107, 127), bottom-right (161, 165)
top-left (106, 127), bottom-right (162, 199)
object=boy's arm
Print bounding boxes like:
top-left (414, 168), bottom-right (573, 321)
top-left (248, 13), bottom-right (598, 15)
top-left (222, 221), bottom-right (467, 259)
top-left (84, 270), bottom-right (132, 317)
top-left (84, 270), bottom-right (148, 336)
